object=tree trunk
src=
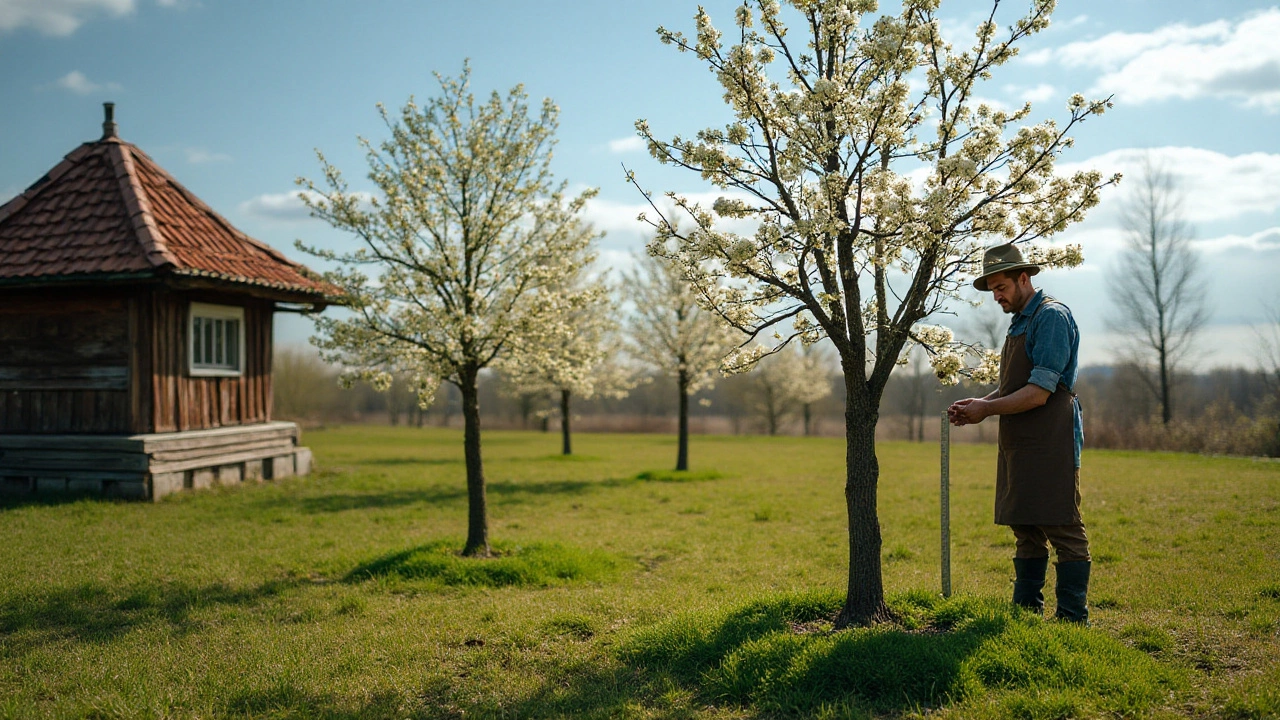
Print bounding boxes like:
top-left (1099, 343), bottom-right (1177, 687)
top-left (459, 368), bottom-right (490, 557)
top-left (440, 390), bottom-right (453, 428)
top-left (835, 394), bottom-right (890, 628)
top-left (677, 368), bottom-right (690, 471)
top-left (804, 403), bottom-right (813, 436)
top-left (520, 394), bottom-right (533, 429)
top-left (560, 388), bottom-right (572, 456)
top-left (1159, 348), bottom-right (1172, 425)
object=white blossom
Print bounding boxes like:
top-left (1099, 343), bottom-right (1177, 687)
top-left (296, 64), bottom-right (599, 555)
top-left (499, 277), bottom-right (638, 404)
top-left (629, 0), bottom-right (1114, 621)
top-left (624, 250), bottom-right (738, 393)
top-left (629, 0), bottom-right (1112, 399)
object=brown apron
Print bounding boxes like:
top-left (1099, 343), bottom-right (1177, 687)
top-left (995, 300), bottom-right (1082, 526)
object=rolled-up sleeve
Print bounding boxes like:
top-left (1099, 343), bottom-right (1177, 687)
top-left (1027, 308), bottom-right (1074, 392)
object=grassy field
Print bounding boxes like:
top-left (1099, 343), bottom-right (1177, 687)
top-left (1, 426), bottom-right (1277, 718)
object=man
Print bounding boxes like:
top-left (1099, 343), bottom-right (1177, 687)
top-left (948, 242), bottom-right (1090, 623)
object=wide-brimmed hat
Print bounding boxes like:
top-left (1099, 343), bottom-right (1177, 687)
top-left (973, 242), bottom-right (1040, 291)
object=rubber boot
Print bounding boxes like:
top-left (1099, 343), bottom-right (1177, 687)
top-left (1054, 560), bottom-right (1091, 624)
top-left (1012, 556), bottom-right (1048, 613)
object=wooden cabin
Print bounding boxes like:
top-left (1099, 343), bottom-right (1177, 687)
top-left (0, 103), bottom-right (335, 500)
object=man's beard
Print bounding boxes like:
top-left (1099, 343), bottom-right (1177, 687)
top-left (1000, 286), bottom-right (1025, 314)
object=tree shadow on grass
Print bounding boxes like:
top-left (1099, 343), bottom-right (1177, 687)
top-left (600, 590), bottom-right (1183, 718)
top-left (421, 660), bottom-right (649, 720)
top-left (252, 467), bottom-right (727, 516)
top-left (283, 487), bottom-right (468, 514)
top-left (271, 476), bottom-right (646, 515)
top-left (0, 492), bottom-right (129, 511)
top-left (0, 577), bottom-right (303, 648)
top-left (359, 457), bottom-right (462, 467)
top-left (223, 685), bottom-right (411, 720)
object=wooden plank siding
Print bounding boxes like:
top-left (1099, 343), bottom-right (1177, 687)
top-left (0, 291), bottom-right (132, 433)
top-left (149, 292), bottom-right (273, 433)
top-left (0, 288), bottom-right (273, 434)
top-left (128, 293), bottom-right (152, 434)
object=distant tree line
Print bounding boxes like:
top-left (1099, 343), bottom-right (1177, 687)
top-left (275, 343), bottom-right (1280, 458)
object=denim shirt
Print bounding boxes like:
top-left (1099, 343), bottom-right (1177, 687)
top-left (1007, 290), bottom-right (1083, 467)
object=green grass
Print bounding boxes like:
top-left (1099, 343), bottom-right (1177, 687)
top-left (345, 539), bottom-right (621, 588)
top-left (623, 590), bottom-right (1182, 717)
top-left (0, 427), bottom-right (1277, 718)
top-left (634, 468), bottom-right (724, 482)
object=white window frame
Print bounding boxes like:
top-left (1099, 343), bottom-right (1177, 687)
top-left (188, 302), bottom-right (245, 377)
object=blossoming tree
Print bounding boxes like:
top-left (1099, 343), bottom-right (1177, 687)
top-left (744, 342), bottom-right (832, 435)
top-left (297, 66), bottom-right (600, 557)
top-left (632, 0), bottom-right (1114, 625)
top-left (625, 251), bottom-right (739, 471)
top-left (797, 342), bottom-right (835, 436)
top-left (502, 279), bottom-right (637, 455)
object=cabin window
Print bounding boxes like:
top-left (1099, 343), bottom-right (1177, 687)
top-left (189, 303), bottom-right (245, 377)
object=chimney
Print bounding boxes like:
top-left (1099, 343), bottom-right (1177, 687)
top-left (102, 102), bottom-right (117, 139)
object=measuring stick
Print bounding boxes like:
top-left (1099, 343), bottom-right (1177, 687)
top-left (940, 412), bottom-right (952, 598)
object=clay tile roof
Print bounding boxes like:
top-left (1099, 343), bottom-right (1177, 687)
top-left (0, 120), bottom-right (337, 302)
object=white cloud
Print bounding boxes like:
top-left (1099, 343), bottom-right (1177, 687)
top-left (607, 136), bottom-right (645, 154)
top-left (1058, 14), bottom-right (1089, 30)
top-left (1060, 146), bottom-right (1280, 224)
top-left (240, 190), bottom-right (375, 222)
top-left (183, 147), bottom-right (231, 164)
top-left (1021, 48), bottom-right (1054, 65)
top-left (969, 95), bottom-right (1012, 113)
top-left (239, 191), bottom-right (324, 222)
top-left (1019, 83), bottom-right (1056, 103)
top-left (0, 0), bottom-right (133, 36)
top-left (582, 190), bottom-right (763, 249)
top-left (54, 70), bottom-right (121, 95)
top-left (1026, 21), bottom-right (1232, 69)
top-left (593, 248), bottom-right (639, 278)
top-left (1028, 9), bottom-right (1280, 111)
top-left (580, 196), bottom-right (652, 244)
top-left (1192, 226), bottom-right (1280, 254)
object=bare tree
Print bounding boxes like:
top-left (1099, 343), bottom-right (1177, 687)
top-left (743, 343), bottom-right (830, 435)
top-left (964, 300), bottom-right (1005, 441)
top-left (1108, 154), bottom-right (1209, 425)
top-left (895, 350), bottom-right (931, 442)
top-left (1256, 297), bottom-right (1280, 398)
top-left (273, 345), bottom-right (349, 424)
top-left (967, 299), bottom-right (1007, 353)
top-left (797, 342), bottom-right (835, 436)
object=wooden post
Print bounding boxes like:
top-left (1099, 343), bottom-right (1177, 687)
top-left (940, 412), bottom-right (952, 598)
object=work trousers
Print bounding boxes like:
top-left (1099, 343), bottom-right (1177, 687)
top-left (1009, 523), bottom-right (1090, 563)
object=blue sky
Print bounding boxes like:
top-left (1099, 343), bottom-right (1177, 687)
top-left (2, 0), bottom-right (1278, 369)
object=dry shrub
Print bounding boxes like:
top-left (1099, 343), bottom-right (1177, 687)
top-left (1087, 400), bottom-right (1280, 457)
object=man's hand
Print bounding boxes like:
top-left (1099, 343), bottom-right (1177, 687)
top-left (948, 398), bottom-right (990, 426)
top-left (948, 385), bottom-right (1050, 426)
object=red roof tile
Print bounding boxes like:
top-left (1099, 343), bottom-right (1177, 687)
top-left (0, 132), bottom-right (336, 301)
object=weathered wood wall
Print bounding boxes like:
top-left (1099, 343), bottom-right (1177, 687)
top-left (0, 292), bottom-right (131, 433)
top-left (0, 288), bottom-right (274, 434)
top-left (149, 291), bottom-right (273, 433)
